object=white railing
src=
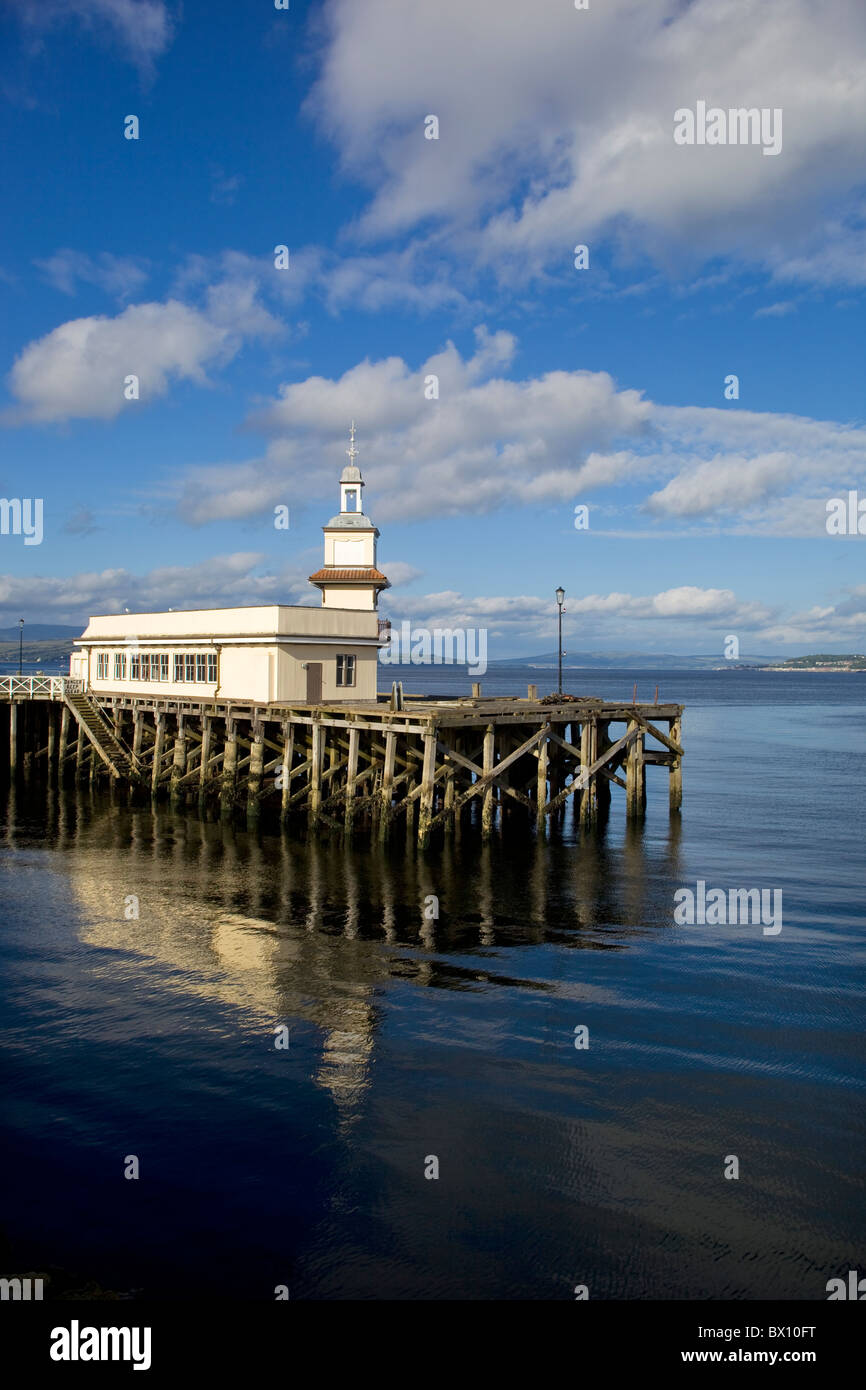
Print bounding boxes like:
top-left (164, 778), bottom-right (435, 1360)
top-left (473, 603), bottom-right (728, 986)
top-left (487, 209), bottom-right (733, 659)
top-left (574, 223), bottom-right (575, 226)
top-left (0, 676), bottom-right (83, 699)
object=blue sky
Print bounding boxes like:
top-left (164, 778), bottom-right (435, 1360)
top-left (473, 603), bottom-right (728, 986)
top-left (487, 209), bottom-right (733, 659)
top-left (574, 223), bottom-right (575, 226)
top-left (1, 0), bottom-right (864, 656)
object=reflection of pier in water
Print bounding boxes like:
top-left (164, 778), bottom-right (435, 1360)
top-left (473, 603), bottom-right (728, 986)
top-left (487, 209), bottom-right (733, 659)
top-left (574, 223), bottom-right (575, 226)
top-left (5, 783), bottom-right (683, 1122)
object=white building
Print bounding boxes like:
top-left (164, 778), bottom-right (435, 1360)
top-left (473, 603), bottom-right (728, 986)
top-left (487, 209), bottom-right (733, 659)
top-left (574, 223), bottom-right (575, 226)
top-left (70, 431), bottom-right (390, 705)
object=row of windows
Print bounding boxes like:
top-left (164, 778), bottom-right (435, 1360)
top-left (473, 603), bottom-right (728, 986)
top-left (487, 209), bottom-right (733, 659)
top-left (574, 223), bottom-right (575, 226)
top-left (94, 651), bottom-right (218, 684)
top-left (93, 650), bottom-right (357, 688)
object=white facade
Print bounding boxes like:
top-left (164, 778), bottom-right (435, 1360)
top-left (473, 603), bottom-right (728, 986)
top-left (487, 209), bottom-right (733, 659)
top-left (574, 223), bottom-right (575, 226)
top-left (308, 430), bottom-right (390, 611)
top-left (72, 447), bottom-right (390, 704)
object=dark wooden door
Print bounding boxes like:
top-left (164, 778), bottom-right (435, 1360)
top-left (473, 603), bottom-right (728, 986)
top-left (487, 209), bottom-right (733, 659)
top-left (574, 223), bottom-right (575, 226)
top-left (305, 662), bottom-right (322, 704)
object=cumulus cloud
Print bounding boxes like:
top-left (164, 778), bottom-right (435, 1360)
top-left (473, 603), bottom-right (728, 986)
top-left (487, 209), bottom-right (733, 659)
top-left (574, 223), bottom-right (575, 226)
top-left (169, 330), bottom-right (866, 536)
top-left (308, 0), bottom-right (866, 287)
top-left (0, 552), bottom-right (312, 626)
top-left (5, 282), bottom-right (282, 424)
top-left (3, 554), bottom-right (863, 650)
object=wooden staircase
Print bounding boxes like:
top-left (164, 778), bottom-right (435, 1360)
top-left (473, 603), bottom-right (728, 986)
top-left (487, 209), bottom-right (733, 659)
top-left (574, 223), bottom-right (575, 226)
top-left (63, 690), bottom-right (139, 781)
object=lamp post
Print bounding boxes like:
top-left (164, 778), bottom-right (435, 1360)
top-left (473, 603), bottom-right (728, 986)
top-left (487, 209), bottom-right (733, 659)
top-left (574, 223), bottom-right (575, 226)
top-left (555, 587), bottom-right (565, 696)
top-left (18, 617), bottom-right (24, 676)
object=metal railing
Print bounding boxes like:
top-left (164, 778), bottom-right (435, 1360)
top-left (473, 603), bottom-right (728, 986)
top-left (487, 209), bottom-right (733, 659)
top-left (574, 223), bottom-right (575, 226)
top-left (0, 676), bottom-right (83, 699)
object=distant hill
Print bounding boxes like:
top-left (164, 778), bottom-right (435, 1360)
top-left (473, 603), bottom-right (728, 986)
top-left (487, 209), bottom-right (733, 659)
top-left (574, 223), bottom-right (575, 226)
top-left (0, 639), bottom-right (75, 664)
top-left (491, 651), bottom-right (775, 669)
top-left (0, 624), bottom-right (81, 641)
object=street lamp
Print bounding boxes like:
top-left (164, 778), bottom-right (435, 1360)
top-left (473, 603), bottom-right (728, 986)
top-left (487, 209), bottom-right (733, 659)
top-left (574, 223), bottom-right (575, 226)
top-left (18, 617), bottom-right (24, 676)
top-left (555, 587), bottom-right (565, 696)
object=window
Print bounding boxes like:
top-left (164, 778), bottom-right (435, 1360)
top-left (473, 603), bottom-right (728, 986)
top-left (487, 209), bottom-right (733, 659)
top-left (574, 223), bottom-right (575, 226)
top-left (141, 654), bottom-right (152, 680)
top-left (207, 653), bottom-right (217, 683)
top-left (185, 654), bottom-right (196, 683)
top-left (336, 654), bottom-right (356, 687)
top-left (196, 653), bottom-right (208, 683)
top-left (174, 654), bottom-right (184, 682)
top-left (96, 652), bottom-right (109, 679)
top-left (160, 653), bottom-right (169, 682)
top-left (114, 652), bottom-right (126, 680)
top-left (131, 654), bottom-right (141, 679)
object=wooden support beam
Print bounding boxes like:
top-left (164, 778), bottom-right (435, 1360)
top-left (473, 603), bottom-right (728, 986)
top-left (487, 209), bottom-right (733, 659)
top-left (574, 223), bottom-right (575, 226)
top-left (626, 717), bottom-right (645, 818)
top-left (198, 716), bottom-right (212, 805)
top-left (169, 718), bottom-right (187, 806)
top-left (669, 714), bottom-right (683, 812)
top-left (418, 727), bottom-right (437, 847)
top-left (378, 730), bottom-right (397, 839)
top-left (309, 719), bottom-right (323, 826)
top-left (59, 703), bottom-right (70, 775)
top-left (579, 717), bottom-right (598, 826)
top-left (481, 724), bottom-right (495, 838)
top-left (221, 719), bottom-right (237, 815)
top-left (542, 725), bottom-right (639, 816)
top-left (631, 711), bottom-right (685, 758)
top-left (47, 706), bottom-right (56, 772)
top-left (280, 721), bottom-right (294, 822)
top-left (344, 724), bottom-right (360, 833)
top-left (536, 732), bottom-right (548, 831)
top-left (247, 723), bottom-right (264, 819)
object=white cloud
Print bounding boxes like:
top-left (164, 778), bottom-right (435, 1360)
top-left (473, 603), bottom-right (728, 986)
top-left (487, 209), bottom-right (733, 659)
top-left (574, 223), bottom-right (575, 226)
top-left (5, 285), bottom-right (282, 424)
top-left (308, 0), bottom-right (866, 286)
top-left (170, 332), bottom-right (866, 536)
top-left (0, 552), bottom-right (311, 625)
top-left (35, 249), bottom-right (149, 301)
top-left (12, 0), bottom-right (173, 72)
top-left (754, 301), bottom-right (797, 318)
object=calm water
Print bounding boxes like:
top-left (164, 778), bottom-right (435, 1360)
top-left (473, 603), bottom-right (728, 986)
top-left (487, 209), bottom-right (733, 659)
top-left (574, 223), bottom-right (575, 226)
top-left (0, 668), bottom-right (864, 1300)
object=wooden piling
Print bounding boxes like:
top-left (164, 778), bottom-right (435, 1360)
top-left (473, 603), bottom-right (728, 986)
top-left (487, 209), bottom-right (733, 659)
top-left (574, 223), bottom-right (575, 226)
top-left (536, 732), bottom-right (548, 831)
top-left (309, 719), bottom-right (323, 827)
top-left (344, 723), bottom-right (360, 833)
top-left (669, 714), bottom-right (683, 812)
top-left (198, 715), bottom-right (212, 807)
top-left (280, 719), bottom-right (294, 822)
top-left (132, 710), bottom-right (144, 764)
top-left (247, 722), bottom-right (264, 820)
top-left (170, 716), bottom-right (186, 807)
top-left (482, 724), bottom-right (495, 838)
top-left (221, 719), bottom-right (238, 816)
top-left (75, 721), bottom-right (85, 780)
top-left (418, 726), bottom-right (437, 847)
top-left (151, 712), bottom-right (166, 798)
top-left (596, 719), bottom-right (611, 815)
top-left (579, 715), bottom-right (598, 825)
top-left (378, 729), bottom-right (397, 839)
top-left (59, 704), bottom-right (70, 777)
top-left (626, 717), bottom-right (645, 818)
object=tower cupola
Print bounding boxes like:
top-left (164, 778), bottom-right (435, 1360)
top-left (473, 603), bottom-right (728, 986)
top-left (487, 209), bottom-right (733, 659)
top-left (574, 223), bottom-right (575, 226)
top-left (308, 423), bottom-right (390, 611)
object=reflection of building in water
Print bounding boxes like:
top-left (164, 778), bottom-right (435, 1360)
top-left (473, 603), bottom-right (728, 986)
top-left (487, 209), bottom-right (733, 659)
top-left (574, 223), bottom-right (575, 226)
top-left (61, 808), bottom-right (387, 1126)
top-left (41, 783), bottom-right (683, 1119)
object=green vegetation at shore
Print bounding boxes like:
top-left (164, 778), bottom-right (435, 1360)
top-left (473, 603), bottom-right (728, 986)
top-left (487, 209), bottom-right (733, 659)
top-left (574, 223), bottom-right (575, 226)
top-left (771, 654), bottom-right (866, 670)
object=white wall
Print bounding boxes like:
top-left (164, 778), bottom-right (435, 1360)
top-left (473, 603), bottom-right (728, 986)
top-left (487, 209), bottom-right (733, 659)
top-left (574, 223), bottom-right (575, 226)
top-left (77, 642), bottom-right (379, 703)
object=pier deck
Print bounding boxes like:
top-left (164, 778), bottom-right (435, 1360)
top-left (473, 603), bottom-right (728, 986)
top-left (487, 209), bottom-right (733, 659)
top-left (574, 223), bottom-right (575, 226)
top-left (0, 677), bottom-right (684, 843)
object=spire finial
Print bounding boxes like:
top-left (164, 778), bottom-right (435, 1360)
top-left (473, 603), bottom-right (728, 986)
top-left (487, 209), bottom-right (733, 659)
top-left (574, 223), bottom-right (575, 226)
top-left (346, 420), bottom-right (358, 465)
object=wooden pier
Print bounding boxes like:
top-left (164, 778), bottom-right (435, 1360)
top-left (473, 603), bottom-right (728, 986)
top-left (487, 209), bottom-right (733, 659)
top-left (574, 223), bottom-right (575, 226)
top-left (0, 677), bottom-right (684, 844)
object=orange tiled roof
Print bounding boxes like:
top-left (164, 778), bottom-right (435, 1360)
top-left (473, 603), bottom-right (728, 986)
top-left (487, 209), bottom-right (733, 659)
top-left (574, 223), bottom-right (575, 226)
top-left (308, 567), bottom-right (389, 583)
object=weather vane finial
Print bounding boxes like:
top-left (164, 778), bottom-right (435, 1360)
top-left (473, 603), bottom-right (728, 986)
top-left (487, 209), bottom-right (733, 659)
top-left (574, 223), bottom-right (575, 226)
top-left (346, 420), bottom-right (359, 465)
